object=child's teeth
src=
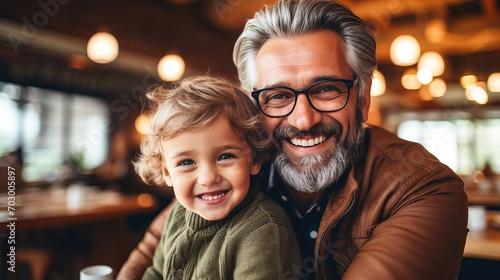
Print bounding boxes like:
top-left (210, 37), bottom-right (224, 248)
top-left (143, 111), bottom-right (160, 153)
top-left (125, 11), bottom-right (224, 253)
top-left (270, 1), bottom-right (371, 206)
top-left (201, 192), bottom-right (225, 201)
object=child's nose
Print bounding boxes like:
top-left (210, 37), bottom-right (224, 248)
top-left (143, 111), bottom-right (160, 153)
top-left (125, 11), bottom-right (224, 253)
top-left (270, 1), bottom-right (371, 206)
top-left (197, 165), bottom-right (220, 186)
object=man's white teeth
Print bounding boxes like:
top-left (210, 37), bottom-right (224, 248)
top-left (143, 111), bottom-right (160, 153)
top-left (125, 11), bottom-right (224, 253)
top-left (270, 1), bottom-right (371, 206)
top-left (200, 192), bottom-right (226, 201)
top-left (290, 136), bottom-right (326, 147)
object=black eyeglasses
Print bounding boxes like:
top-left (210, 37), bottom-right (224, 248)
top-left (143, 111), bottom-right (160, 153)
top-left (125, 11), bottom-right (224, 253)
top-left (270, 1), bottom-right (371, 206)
top-left (251, 77), bottom-right (357, 118)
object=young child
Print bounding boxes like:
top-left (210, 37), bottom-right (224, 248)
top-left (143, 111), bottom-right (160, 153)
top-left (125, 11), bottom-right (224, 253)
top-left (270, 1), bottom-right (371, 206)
top-left (134, 76), bottom-right (301, 279)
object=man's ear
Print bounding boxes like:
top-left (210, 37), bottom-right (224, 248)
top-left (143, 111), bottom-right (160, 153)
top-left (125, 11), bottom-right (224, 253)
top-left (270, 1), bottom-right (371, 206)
top-left (361, 79), bottom-right (372, 123)
top-left (162, 165), bottom-right (173, 187)
top-left (250, 161), bottom-right (263, 175)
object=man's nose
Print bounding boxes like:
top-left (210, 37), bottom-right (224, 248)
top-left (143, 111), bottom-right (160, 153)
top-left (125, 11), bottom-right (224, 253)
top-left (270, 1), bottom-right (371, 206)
top-left (197, 164), bottom-right (220, 186)
top-left (286, 94), bottom-right (322, 131)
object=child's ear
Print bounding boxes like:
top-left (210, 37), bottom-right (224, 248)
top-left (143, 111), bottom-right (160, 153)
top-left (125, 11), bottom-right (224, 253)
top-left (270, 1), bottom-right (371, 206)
top-left (250, 161), bottom-right (262, 175)
top-left (162, 165), bottom-right (173, 187)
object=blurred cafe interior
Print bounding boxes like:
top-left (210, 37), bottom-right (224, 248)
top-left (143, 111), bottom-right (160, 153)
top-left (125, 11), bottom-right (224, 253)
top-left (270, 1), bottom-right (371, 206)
top-left (0, 0), bottom-right (500, 279)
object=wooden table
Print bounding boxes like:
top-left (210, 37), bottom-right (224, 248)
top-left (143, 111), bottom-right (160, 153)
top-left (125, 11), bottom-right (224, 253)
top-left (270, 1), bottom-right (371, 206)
top-left (463, 211), bottom-right (500, 261)
top-left (0, 186), bottom-right (157, 231)
top-left (465, 184), bottom-right (500, 207)
top-left (465, 188), bottom-right (500, 207)
top-left (0, 186), bottom-right (159, 279)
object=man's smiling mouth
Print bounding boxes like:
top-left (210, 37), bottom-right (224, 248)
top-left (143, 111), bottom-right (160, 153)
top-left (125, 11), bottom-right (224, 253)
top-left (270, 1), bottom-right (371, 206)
top-left (290, 136), bottom-right (326, 147)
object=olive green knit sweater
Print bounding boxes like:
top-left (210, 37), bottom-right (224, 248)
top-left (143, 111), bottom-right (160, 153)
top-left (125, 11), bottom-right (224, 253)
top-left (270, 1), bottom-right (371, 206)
top-left (142, 181), bottom-right (301, 280)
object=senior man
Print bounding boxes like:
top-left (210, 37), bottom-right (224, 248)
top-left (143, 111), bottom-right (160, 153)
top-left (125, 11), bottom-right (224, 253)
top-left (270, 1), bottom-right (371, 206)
top-left (118, 1), bottom-right (468, 279)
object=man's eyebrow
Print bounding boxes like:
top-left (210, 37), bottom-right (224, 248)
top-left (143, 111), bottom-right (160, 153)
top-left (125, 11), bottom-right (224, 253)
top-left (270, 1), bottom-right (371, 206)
top-left (311, 75), bottom-right (347, 82)
top-left (254, 80), bottom-right (291, 90)
top-left (259, 75), bottom-right (347, 89)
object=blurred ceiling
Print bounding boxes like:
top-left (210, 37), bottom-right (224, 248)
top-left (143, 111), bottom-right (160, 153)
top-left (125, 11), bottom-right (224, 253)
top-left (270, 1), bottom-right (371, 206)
top-left (0, 0), bottom-right (499, 112)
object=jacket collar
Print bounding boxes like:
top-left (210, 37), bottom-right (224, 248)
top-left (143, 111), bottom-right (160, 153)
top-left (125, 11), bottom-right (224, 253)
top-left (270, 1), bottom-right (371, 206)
top-left (318, 168), bottom-right (359, 237)
top-left (317, 127), bottom-right (371, 238)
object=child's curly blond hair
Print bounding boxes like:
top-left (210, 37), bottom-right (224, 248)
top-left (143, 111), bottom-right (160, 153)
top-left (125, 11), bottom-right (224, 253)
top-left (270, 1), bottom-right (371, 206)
top-left (134, 76), bottom-right (273, 187)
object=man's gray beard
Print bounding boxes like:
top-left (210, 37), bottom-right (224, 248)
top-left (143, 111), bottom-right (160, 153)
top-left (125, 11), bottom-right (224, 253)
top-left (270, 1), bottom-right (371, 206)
top-left (273, 123), bottom-right (365, 194)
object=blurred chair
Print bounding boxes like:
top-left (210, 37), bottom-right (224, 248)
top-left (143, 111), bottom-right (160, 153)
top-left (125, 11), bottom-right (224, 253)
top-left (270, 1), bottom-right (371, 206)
top-left (18, 249), bottom-right (52, 280)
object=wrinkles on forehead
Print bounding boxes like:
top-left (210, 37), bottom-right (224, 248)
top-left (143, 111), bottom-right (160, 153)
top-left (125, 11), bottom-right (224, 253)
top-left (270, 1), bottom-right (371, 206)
top-left (255, 31), bottom-right (352, 90)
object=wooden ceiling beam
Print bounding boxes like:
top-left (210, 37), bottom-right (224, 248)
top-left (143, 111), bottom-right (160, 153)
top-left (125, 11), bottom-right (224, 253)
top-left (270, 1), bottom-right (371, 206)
top-left (481, 0), bottom-right (498, 18)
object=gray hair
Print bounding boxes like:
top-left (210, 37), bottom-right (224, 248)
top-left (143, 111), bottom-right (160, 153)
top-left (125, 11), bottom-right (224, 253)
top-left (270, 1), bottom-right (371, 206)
top-left (233, 0), bottom-right (376, 103)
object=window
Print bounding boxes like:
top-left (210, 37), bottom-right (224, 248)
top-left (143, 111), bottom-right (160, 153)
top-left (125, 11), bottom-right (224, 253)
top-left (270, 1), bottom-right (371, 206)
top-left (394, 111), bottom-right (500, 176)
top-left (398, 120), bottom-right (458, 171)
top-left (0, 82), bottom-right (110, 182)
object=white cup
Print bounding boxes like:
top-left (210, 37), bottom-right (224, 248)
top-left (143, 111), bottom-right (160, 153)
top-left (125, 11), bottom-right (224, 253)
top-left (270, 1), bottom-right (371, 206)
top-left (468, 205), bottom-right (487, 232)
top-left (80, 265), bottom-right (114, 280)
top-left (67, 183), bottom-right (87, 209)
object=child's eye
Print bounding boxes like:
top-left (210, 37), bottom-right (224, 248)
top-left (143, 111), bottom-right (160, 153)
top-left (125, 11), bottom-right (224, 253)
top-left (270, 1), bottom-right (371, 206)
top-left (218, 153), bottom-right (235, 161)
top-left (178, 159), bottom-right (194, 166)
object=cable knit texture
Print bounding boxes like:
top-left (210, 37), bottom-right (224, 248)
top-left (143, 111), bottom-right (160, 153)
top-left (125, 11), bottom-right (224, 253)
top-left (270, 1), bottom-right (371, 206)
top-left (141, 181), bottom-right (301, 280)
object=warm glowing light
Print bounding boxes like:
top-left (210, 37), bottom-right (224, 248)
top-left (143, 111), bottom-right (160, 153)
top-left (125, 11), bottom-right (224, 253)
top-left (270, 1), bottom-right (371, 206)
top-left (425, 19), bottom-right (447, 43)
top-left (476, 81), bottom-right (487, 90)
top-left (472, 171), bottom-right (485, 184)
top-left (418, 86), bottom-right (433, 101)
top-left (417, 68), bottom-right (433, 85)
top-left (390, 35), bottom-right (421, 66)
top-left (428, 78), bottom-right (447, 97)
top-left (465, 87), bottom-right (474, 101)
top-left (469, 83), bottom-right (489, 104)
top-left (158, 54), bottom-right (185, 81)
top-left (137, 193), bottom-right (155, 208)
top-left (401, 68), bottom-right (421, 90)
top-left (69, 55), bottom-right (88, 70)
top-left (487, 72), bottom-right (500, 92)
top-left (418, 51), bottom-right (445, 77)
top-left (370, 70), bottom-right (386, 96)
top-left (135, 114), bottom-right (151, 135)
top-left (460, 75), bottom-right (478, 89)
top-left (87, 32), bottom-right (119, 64)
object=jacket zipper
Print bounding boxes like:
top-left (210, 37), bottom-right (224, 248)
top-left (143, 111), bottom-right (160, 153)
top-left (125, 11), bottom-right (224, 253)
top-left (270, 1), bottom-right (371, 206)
top-left (315, 191), bottom-right (357, 277)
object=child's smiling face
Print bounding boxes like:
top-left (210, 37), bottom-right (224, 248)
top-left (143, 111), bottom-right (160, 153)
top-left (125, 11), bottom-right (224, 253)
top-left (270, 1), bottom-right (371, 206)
top-left (161, 114), bottom-right (262, 221)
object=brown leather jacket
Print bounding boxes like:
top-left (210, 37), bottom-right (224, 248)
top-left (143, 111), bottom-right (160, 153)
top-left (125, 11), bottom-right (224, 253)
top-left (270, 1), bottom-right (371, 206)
top-left (118, 126), bottom-right (468, 280)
